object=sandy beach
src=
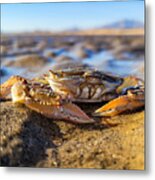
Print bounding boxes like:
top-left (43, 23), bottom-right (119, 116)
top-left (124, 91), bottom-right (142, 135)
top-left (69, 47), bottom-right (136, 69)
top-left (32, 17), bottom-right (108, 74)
top-left (0, 101), bottom-right (144, 169)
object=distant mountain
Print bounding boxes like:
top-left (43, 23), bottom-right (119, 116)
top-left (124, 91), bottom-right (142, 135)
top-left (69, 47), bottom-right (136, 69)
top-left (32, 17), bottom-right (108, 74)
top-left (67, 27), bottom-right (80, 32)
top-left (103, 20), bottom-right (144, 29)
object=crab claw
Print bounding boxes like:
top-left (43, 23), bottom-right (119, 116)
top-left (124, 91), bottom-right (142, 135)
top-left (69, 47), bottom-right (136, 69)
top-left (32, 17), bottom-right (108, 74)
top-left (25, 99), bottom-right (94, 124)
top-left (93, 92), bottom-right (144, 117)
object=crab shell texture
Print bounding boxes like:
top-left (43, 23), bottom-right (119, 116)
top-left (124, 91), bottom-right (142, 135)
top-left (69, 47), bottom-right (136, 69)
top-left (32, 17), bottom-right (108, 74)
top-left (46, 68), bottom-right (124, 102)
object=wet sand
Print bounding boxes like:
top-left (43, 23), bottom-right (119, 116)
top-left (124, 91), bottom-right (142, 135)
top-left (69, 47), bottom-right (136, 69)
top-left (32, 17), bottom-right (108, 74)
top-left (1, 35), bottom-right (145, 83)
top-left (0, 101), bottom-right (144, 169)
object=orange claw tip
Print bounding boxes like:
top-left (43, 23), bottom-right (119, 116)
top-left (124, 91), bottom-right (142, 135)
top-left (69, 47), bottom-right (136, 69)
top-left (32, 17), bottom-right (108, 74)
top-left (93, 108), bottom-right (117, 117)
top-left (61, 103), bottom-right (95, 124)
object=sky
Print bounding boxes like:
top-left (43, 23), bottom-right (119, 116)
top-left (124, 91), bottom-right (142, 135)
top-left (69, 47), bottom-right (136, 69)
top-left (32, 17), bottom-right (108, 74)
top-left (1, 1), bottom-right (144, 33)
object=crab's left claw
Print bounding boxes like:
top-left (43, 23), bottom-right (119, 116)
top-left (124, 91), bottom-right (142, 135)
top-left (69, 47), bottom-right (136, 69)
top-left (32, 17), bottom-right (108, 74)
top-left (10, 80), bottom-right (94, 124)
top-left (25, 99), bottom-right (95, 124)
top-left (93, 86), bottom-right (144, 117)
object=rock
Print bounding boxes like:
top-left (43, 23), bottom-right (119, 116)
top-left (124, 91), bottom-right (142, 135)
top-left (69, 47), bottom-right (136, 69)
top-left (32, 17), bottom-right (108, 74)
top-left (54, 55), bottom-right (74, 62)
top-left (44, 48), bottom-right (65, 59)
top-left (72, 43), bottom-right (91, 59)
top-left (13, 39), bottom-right (38, 49)
top-left (44, 50), bottom-right (58, 59)
top-left (1, 37), bottom-right (13, 46)
top-left (4, 54), bottom-right (49, 71)
top-left (0, 101), bottom-right (144, 169)
top-left (51, 61), bottom-right (91, 71)
top-left (36, 41), bottom-right (47, 51)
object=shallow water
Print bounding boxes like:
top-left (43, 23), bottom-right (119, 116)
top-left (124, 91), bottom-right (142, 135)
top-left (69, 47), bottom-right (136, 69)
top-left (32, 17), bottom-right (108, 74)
top-left (84, 50), bottom-right (144, 78)
top-left (1, 35), bottom-right (144, 83)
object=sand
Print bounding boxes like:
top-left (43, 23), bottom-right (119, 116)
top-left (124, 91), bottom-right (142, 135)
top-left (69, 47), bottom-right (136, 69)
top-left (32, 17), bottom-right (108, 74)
top-left (0, 101), bottom-right (144, 170)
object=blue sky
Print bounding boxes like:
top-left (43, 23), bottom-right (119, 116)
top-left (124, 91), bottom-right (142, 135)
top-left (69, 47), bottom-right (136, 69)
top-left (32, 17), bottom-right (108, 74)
top-left (1, 1), bottom-right (144, 33)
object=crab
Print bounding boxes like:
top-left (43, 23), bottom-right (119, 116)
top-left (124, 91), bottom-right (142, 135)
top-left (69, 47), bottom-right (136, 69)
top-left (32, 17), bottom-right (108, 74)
top-left (0, 67), bottom-right (144, 124)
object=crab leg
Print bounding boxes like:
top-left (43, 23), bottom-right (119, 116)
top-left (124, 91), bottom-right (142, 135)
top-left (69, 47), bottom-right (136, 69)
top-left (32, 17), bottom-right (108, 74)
top-left (24, 99), bottom-right (94, 124)
top-left (0, 76), bottom-right (26, 100)
top-left (94, 87), bottom-right (144, 117)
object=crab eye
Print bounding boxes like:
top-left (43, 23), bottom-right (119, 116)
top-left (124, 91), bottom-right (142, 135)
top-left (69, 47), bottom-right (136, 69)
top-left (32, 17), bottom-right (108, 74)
top-left (49, 70), bottom-right (59, 78)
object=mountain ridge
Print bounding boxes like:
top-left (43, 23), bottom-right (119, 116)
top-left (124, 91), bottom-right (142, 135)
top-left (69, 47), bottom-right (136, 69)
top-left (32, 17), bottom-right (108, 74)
top-left (102, 19), bottom-right (144, 29)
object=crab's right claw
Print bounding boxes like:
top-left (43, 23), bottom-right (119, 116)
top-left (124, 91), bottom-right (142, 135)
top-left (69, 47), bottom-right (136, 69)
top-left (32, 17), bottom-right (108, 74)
top-left (94, 86), bottom-right (144, 117)
top-left (94, 95), bottom-right (144, 117)
top-left (25, 99), bottom-right (95, 124)
top-left (0, 76), bottom-right (25, 100)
